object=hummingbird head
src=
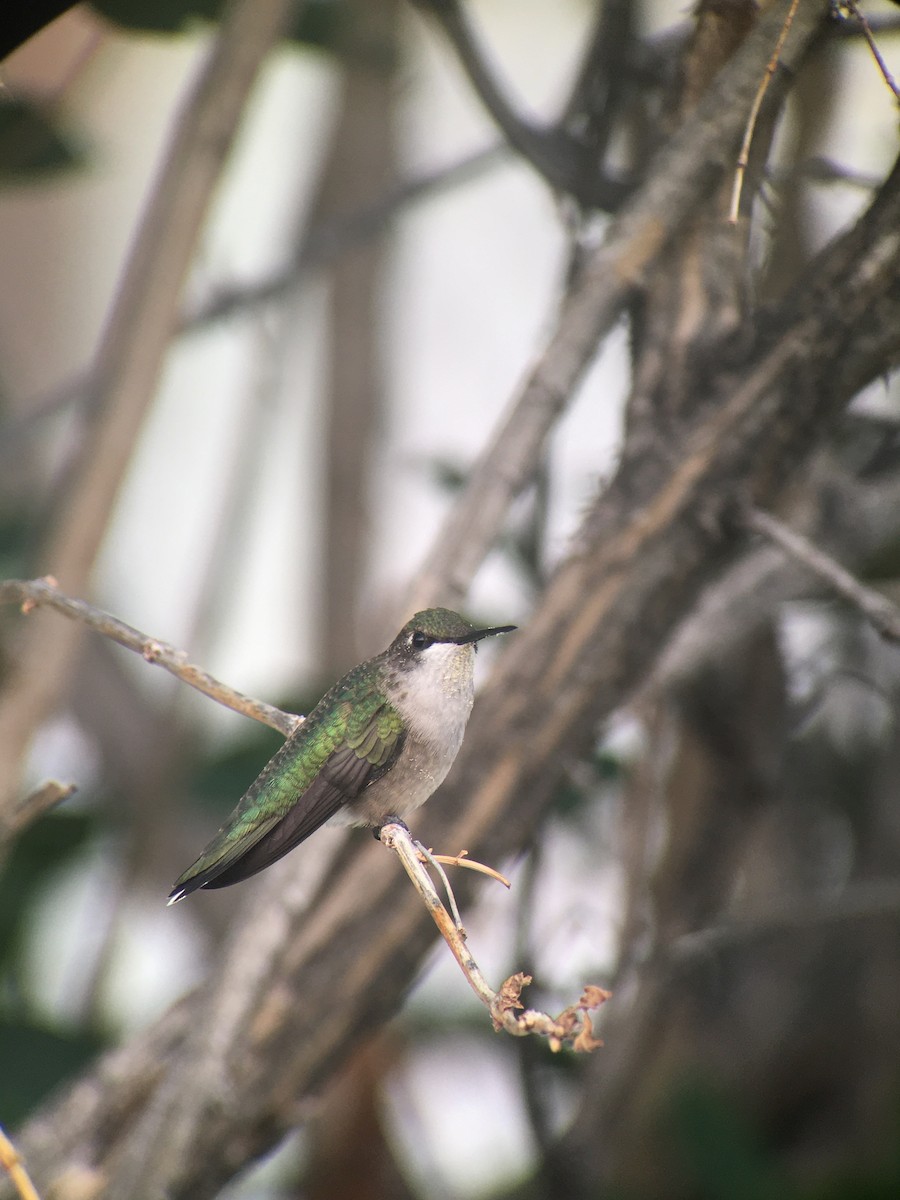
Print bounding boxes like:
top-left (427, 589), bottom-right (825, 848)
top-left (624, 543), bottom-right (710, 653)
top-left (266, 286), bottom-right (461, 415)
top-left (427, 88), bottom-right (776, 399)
top-left (394, 608), bottom-right (516, 654)
top-left (385, 608), bottom-right (516, 689)
top-left (383, 609), bottom-right (515, 745)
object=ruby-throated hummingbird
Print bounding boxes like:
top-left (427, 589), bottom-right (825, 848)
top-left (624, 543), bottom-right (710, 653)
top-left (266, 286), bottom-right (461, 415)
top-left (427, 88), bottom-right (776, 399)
top-left (168, 608), bottom-right (515, 903)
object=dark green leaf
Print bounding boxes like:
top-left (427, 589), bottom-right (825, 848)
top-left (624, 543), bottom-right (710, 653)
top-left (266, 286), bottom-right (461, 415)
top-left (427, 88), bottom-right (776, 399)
top-left (0, 1018), bottom-right (105, 1126)
top-left (89, 0), bottom-right (343, 50)
top-left (0, 98), bottom-right (84, 184)
top-left (0, 812), bottom-right (94, 974)
top-left (670, 1078), bottom-right (786, 1200)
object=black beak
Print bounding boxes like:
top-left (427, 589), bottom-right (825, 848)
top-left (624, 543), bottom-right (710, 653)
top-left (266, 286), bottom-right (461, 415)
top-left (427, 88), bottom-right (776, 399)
top-left (446, 624), bottom-right (517, 646)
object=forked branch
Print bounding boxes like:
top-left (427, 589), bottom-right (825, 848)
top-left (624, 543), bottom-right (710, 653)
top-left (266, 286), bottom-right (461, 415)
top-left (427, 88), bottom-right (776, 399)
top-left (380, 822), bottom-right (609, 1050)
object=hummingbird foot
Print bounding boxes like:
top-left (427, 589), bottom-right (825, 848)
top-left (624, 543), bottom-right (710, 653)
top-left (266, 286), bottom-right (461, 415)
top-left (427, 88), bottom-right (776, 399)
top-left (373, 815), bottom-right (409, 839)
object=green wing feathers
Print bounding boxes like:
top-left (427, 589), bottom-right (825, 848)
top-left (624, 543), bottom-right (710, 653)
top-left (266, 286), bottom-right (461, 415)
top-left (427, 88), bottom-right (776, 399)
top-left (345, 700), bottom-right (403, 766)
top-left (168, 681), bottom-right (404, 902)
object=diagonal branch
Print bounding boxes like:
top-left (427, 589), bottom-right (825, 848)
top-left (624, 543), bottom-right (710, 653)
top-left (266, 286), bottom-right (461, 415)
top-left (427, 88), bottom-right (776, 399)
top-left (0, 0), bottom-right (305, 825)
top-left (410, 0), bottom-right (628, 209)
top-left (0, 145), bottom-right (502, 474)
top-left (380, 823), bottom-right (608, 1049)
top-left (0, 578), bottom-right (299, 739)
top-left (746, 507), bottom-right (900, 641)
top-left (408, 0), bottom-right (829, 613)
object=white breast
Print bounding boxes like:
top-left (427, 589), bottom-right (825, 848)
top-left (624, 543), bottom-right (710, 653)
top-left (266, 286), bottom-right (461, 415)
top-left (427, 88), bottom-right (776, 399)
top-left (387, 641), bottom-right (476, 759)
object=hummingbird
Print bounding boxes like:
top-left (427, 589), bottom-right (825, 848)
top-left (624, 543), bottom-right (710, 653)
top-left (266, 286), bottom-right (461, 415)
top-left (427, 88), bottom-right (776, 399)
top-left (168, 608), bottom-right (515, 903)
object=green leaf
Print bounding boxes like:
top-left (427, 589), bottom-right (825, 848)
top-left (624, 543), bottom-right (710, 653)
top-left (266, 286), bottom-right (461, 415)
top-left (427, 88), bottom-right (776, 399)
top-left (0, 97), bottom-right (85, 184)
top-left (89, 0), bottom-right (343, 50)
top-left (0, 1018), bottom-right (105, 1126)
top-left (670, 1078), bottom-right (787, 1200)
top-left (0, 812), bottom-right (94, 974)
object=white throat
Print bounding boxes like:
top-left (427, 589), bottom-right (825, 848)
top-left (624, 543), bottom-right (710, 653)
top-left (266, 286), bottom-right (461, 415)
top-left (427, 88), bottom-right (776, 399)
top-left (387, 642), bottom-right (476, 753)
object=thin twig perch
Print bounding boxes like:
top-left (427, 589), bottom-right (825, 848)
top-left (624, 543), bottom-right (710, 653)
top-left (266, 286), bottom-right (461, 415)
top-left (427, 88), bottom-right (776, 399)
top-left (0, 1126), bottom-right (41, 1200)
top-left (430, 849), bottom-right (511, 888)
top-left (380, 822), bottom-right (609, 1050)
top-left (0, 577), bottom-right (301, 737)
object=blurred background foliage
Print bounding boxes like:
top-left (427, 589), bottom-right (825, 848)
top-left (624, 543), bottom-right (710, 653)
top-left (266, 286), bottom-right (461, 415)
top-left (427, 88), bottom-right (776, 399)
top-left (2, 1), bottom-right (900, 1198)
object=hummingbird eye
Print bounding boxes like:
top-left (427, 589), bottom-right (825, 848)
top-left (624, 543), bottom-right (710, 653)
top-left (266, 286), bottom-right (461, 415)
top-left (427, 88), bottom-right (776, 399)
top-left (410, 630), bottom-right (431, 650)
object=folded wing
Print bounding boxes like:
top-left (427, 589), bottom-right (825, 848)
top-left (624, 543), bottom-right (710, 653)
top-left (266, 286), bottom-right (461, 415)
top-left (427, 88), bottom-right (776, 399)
top-left (168, 695), bottom-right (404, 902)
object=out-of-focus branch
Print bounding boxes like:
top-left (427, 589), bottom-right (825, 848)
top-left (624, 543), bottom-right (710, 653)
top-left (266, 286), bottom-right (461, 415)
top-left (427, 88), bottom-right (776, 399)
top-left (655, 463), bottom-right (900, 691)
top-left (669, 876), bottom-right (900, 963)
top-left (747, 506), bottom-right (900, 640)
top-left (0, 0), bottom-right (304, 822)
top-left (315, 0), bottom-right (400, 671)
top-left (0, 147), bottom-right (502, 473)
top-left (183, 144), bottom-right (501, 330)
top-left (2, 780), bottom-right (76, 842)
top-left (839, 1), bottom-right (900, 102)
top-left (832, 12), bottom-right (900, 39)
top-left (409, 0), bottom-right (829, 613)
top-left (0, 578), bottom-right (300, 739)
top-left (411, 0), bottom-right (628, 209)
top-left (560, 0), bottom-right (635, 161)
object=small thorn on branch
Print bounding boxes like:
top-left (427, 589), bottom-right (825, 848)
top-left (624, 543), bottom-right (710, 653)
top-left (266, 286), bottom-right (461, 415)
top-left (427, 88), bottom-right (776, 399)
top-left (380, 822), bottom-right (610, 1051)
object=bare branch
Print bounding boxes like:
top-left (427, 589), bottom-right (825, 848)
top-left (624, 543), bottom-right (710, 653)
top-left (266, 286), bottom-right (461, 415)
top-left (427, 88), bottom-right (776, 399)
top-left (429, 849), bottom-right (511, 888)
top-left (838, 1), bottom-right (900, 102)
top-left (410, 0), bottom-right (627, 209)
top-left (408, 0), bottom-right (828, 612)
top-left (380, 823), bottom-right (609, 1049)
top-left (0, 1128), bottom-right (40, 1200)
top-left (181, 144), bottom-right (503, 331)
top-left (669, 876), bottom-right (900, 962)
top-left (0, 146), bottom-right (503, 475)
top-left (747, 507), bottom-right (900, 641)
top-left (728, 0), bottom-right (801, 223)
top-left (831, 12), bottom-right (900, 39)
top-left (770, 154), bottom-right (883, 190)
top-left (0, 0), bottom-right (306, 824)
top-left (3, 780), bottom-right (77, 841)
top-left (0, 578), bottom-right (300, 739)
